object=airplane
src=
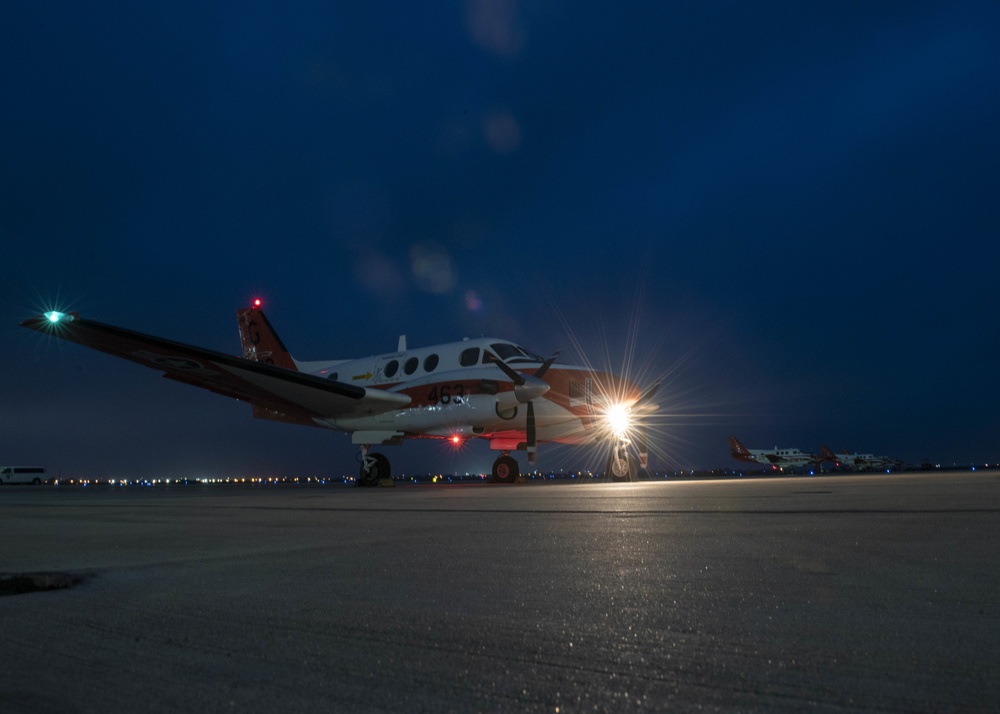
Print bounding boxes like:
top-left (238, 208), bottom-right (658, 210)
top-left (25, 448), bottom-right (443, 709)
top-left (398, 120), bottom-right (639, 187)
top-left (820, 446), bottom-right (901, 472)
top-left (727, 436), bottom-right (826, 472)
top-left (22, 301), bottom-right (659, 485)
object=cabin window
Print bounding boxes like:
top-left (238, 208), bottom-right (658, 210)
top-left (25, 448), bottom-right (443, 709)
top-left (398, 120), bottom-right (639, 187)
top-left (460, 347), bottom-right (480, 367)
top-left (403, 357), bottom-right (419, 375)
top-left (424, 354), bottom-right (439, 372)
top-left (384, 360), bottom-right (399, 378)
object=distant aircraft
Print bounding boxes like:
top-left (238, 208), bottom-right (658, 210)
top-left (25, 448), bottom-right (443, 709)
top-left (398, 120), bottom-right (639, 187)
top-left (23, 302), bottom-right (659, 485)
top-left (820, 446), bottom-right (900, 472)
top-left (728, 436), bottom-right (824, 472)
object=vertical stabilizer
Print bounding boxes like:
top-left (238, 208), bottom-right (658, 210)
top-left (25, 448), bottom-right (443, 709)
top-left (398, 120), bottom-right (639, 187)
top-left (236, 303), bottom-right (297, 371)
top-left (728, 435), bottom-right (753, 460)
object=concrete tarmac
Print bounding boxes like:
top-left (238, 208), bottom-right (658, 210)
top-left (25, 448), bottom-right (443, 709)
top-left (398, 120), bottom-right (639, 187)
top-left (2, 471), bottom-right (999, 712)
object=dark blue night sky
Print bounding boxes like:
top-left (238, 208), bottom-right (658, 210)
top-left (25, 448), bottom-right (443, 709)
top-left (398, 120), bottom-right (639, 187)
top-left (4, 2), bottom-right (999, 478)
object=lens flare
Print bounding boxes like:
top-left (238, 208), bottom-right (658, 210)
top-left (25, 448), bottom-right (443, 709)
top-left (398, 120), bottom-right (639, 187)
top-left (44, 311), bottom-right (74, 324)
top-left (540, 275), bottom-right (716, 474)
top-left (605, 404), bottom-right (632, 438)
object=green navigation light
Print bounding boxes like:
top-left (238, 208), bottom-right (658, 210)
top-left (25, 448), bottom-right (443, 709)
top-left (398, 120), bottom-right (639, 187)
top-left (44, 311), bottom-right (73, 324)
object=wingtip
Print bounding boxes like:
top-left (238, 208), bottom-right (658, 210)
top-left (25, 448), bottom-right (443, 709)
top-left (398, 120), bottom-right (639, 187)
top-left (21, 311), bottom-right (79, 330)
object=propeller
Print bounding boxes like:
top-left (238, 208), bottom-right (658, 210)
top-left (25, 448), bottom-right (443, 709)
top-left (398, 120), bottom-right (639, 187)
top-left (633, 380), bottom-right (661, 472)
top-left (484, 350), bottom-right (559, 465)
top-left (526, 401), bottom-right (537, 465)
top-left (535, 351), bottom-right (560, 380)
top-left (638, 380), bottom-right (661, 406)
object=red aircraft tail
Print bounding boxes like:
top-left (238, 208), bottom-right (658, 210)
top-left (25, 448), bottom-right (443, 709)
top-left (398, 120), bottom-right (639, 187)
top-left (236, 301), bottom-right (297, 371)
top-left (728, 435), bottom-right (754, 461)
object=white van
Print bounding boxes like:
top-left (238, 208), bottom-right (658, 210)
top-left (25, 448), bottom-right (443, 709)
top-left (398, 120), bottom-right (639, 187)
top-left (0, 466), bottom-right (47, 485)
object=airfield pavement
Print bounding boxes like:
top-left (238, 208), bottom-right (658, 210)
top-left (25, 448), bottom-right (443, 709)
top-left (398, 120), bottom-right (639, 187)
top-left (1, 471), bottom-right (999, 712)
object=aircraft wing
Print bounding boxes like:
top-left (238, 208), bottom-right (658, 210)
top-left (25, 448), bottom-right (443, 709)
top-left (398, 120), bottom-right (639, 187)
top-left (21, 313), bottom-right (411, 421)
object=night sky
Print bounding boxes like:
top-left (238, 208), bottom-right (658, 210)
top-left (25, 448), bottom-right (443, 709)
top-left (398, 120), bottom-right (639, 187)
top-left (4, 2), bottom-right (999, 479)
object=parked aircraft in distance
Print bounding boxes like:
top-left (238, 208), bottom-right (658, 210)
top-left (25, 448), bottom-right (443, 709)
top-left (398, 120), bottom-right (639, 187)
top-left (821, 446), bottom-right (901, 471)
top-left (728, 436), bottom-right (824, 471)
top-left (23, 302), bottom-right (659, 485)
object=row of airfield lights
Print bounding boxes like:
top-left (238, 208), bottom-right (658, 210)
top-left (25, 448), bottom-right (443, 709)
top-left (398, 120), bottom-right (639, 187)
top-left (48, 471), bottom-right (620, 487)
top-left (45, 464), bottom-right (998, 486)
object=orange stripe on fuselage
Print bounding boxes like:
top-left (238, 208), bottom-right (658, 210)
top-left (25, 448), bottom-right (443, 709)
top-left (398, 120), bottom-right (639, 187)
top-left (357, 365), bottom-right (639, 439)
top-left (395, 378), bottom-right (511, 408)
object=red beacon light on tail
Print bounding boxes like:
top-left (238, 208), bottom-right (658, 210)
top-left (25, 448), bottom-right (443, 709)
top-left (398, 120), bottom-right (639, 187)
top-left (253, 299), bottom-right (262, 308)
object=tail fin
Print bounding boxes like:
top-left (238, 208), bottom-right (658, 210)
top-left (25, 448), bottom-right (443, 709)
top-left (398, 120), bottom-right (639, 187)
top-left (820, 445), bottom-right (837, 462)
top-left (236, 302), bottom-right (297, 371)
top-left (728, 435), bottom-right (752, 460)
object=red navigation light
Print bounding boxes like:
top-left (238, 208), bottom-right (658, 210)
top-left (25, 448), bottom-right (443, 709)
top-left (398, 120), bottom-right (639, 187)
top-left (253, 298), bottom-right (262, 308)
top-left (450, 435), bottom-right (462, 446)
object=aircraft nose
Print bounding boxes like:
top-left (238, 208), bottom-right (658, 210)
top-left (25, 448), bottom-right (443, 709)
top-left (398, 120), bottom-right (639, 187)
top-left (514, 374), bottom-right (550, 403)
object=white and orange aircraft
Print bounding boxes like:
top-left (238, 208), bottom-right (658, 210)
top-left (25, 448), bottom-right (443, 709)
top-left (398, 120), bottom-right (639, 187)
top-left (820, 446), bottom-right (900, 472)
top-left (22, 301), bottom-right (658, 485)
top-left (728, 436), bottom-right (825, 472)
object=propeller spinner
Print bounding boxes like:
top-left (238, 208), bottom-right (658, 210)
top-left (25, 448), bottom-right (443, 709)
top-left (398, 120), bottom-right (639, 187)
top-left (485, 350), bottom-right (559, 465)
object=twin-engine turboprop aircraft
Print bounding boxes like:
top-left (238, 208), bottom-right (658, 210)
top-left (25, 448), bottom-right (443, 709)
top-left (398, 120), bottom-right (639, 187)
top-left (727, 436), bottom-right (824, 472)
top-left (23, 301), bottom-right (658, 485)
top-left (730, 437), bottom-right (901, 473)
top-left (820, 446), bottom-right (901, 472)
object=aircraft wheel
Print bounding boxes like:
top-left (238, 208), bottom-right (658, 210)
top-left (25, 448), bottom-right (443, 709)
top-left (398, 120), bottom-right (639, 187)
top-left (492, 455), bottom-right (519, 484)
top-left (607, 449), bottom-right (637, 482)
top-left (32, 478), bottom-right (41, 485)
top-left (359, 452), bottom-right (391, 486)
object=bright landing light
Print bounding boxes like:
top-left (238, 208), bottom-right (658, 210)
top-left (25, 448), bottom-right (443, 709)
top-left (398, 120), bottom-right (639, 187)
top-left (605, 404), bottom-right (632, 438)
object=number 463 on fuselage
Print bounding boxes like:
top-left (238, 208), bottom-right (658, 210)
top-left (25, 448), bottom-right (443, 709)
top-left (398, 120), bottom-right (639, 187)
top-left (22, 301), bottom-right (659, 485)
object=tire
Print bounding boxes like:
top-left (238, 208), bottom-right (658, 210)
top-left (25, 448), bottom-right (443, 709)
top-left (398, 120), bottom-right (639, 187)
top-left (492, 455), bottom-right (519, 484)
top-left (32, 478), bottom-right (41, 485)
top-left (607, 449), bottom-right (637, 482)
top-left (359, 452), bottom-right (391, 486)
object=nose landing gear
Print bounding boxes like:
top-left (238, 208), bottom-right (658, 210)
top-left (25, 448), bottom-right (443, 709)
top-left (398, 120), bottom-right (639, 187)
top-left (607, 439), bottom-right (638, 482)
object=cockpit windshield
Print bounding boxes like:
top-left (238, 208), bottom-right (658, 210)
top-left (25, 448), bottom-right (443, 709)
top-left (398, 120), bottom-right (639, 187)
top-left (489, 343), bottom-right (545, 364)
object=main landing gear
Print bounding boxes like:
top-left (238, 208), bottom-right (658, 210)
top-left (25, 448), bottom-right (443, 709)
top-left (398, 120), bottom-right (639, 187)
top-left (491, 452), bottom-right (520, 484)
top-left (358, 445), bottom-right (391, 487)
